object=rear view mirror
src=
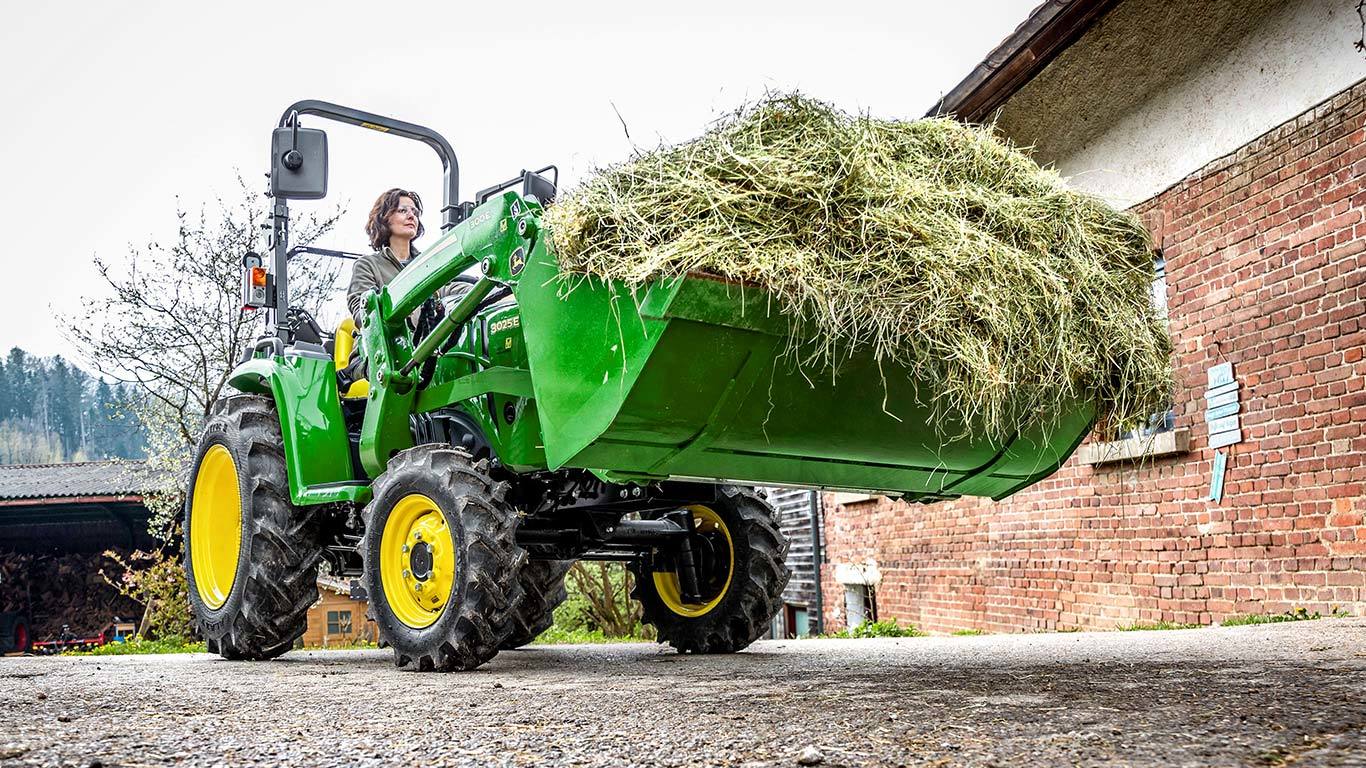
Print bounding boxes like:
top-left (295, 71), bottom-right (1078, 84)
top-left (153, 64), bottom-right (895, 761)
top-left (522, 169), bottom-right (556, 206)
top-left (270, 126), bottom-right (328, 200)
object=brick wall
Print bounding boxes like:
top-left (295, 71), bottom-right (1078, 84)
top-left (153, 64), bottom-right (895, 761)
top-left (820, 80), bottom-right (1366, 633)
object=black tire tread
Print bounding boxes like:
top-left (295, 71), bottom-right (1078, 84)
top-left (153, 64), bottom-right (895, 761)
top-left (361, 446), bottom-right (524, 671)
top-left (499, 559), bottom-right (573, 649)
top-left (188, 395), bottom-right (321, 661)
top-left (633, 487), bottom-right (790, 654)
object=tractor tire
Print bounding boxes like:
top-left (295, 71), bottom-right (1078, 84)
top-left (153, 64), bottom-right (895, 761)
top-left (360, 445), bottom-right (525, 671)
top-left (499, 559), bottom-right (573, 649)
top-left (632, 487), bottom-right (790, 654)
top-left (0, 613), bottom-right (31, 654)
top-left (185, 395), bottom-right (321, 660)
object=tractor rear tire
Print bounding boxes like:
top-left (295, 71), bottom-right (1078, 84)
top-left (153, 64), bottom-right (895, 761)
top-left (0, 613), bottom-right (31, 654)
top-left (360, 445), bottom-right (525, 671)
top-left (632, 487), bottom-right (789, 654)
top-left (499, 559), bottom-right (573, 649)
top-left (185, 395), bottom-right (321, 660)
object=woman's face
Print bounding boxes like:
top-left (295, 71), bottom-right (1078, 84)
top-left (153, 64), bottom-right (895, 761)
top-left (386, 196), bottom-right (420, 241)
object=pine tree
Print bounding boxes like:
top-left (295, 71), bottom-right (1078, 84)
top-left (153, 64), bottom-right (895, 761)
top-left (6, 348), bottom-right (31, 421)
top-left (0, 357), bottom-right (10, 421)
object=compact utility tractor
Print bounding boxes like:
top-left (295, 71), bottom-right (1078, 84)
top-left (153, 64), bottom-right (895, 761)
top-left (185, 102), bottom-right (1095, 671)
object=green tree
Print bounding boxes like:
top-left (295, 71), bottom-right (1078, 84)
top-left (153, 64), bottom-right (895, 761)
top-left (45, 357), bottom-right (85, 457)
top-left (6, 348), bottom-right (31, 421)
top-left (0, 355), bottom-right (11, 421)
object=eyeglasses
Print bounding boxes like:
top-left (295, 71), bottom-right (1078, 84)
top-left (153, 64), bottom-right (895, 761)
top-left (393, 205), bottom-right (421, 219)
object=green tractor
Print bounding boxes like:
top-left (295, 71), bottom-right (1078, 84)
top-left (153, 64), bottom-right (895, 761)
top-left (184, 101), bottom-right (1096, 671)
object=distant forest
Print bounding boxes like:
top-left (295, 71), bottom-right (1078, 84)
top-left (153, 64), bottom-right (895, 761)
top-left (0, 348), bottom-right (146, 465)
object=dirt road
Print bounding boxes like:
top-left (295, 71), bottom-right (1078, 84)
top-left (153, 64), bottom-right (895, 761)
top-left (1, 618), bottom-right (1362, 766)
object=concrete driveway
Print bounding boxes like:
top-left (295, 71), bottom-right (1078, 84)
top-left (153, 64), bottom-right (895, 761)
top-left (1, 617), bottom-right (1362, 767)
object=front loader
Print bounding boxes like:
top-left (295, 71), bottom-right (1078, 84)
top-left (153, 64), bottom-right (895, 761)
top-left (184, 101), bottom-right (1096, 671)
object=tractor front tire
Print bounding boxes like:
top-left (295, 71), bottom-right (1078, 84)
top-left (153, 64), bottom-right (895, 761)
top-left (500, 559), bottom-right (573, 650)
top-left (632, 487), bottom-right (790, 654)
top-left (185, 395), bottom-right (321, 660)
top-left (361, 446), bottom-right (525, 671)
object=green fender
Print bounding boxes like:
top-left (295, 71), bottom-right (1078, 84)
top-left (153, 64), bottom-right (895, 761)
top-left (227, 354), bottom-right (360, 505)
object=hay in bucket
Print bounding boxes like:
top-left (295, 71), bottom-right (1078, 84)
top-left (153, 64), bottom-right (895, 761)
top-left (544, 93), bottom-right (1173, 443)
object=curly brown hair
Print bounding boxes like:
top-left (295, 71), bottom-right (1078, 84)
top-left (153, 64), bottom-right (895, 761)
top-left (365, 188), bottom-right (425, 251)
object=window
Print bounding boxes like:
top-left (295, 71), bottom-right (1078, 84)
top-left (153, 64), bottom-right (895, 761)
top-left (326, 610), bottom-right (352, 635)
top-left (843, 584), bottom-right (877, 627)
top-left (1151, 254), bottom-right (1168, 318)
top-left (1122, 254), bottom-right (1175, 439)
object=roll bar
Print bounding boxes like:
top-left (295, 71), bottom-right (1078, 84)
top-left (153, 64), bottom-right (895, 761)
top-left (267, 100), bottom-right (465, 335)
top-left (276, 100), bottom-right (463, 231)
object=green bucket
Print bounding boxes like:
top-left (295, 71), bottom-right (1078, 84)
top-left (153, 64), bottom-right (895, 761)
top-left (515, 243), bottom-right (1095, 502)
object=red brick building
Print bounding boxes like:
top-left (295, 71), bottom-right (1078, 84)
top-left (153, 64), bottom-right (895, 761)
top-left (821, 0), bottom-right (1365, 632)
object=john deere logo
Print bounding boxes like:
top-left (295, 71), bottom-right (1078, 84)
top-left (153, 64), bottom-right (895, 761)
top-left (509, 247), bottom-right (526, 276)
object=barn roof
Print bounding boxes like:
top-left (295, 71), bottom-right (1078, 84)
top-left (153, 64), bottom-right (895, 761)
top-left (0, 460), bottom-right (163, 502)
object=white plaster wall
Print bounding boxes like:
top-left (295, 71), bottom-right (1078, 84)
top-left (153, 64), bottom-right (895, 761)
top-left (1053, 0), bottom-right (1365, 208)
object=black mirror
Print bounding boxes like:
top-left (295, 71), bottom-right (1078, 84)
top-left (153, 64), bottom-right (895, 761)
top-left (270, 126), bottom-right (328, 200)
top-left (522, 169), bottom-right (556, 206)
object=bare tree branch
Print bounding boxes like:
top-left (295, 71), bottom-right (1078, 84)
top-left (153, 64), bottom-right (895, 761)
top-left (63, 174), bottom-right (345, 534)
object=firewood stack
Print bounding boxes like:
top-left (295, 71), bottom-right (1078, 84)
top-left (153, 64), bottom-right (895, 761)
top-left (0, 549), bottom-right (143, 639)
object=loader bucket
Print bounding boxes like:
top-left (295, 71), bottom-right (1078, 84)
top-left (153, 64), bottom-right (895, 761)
top-left (515, 243), bottom-right (1095, 502)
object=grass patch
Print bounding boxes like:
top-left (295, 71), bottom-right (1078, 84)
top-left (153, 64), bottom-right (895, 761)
top-left (952, 629), bottom-right (986, 636)
top-left (64, 636), bottom-right (205, 656)
top-left (821, 619), bottom-right (924, 639)
top-left (1221, 607), bottom-right (1349, 626)
top-left (1116, 621), bottom-right (1201, 631)
top-left (547, 92), bottom-right (1173, 443)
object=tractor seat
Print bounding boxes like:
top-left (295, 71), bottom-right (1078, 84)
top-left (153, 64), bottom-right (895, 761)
top-left (333, 317), bottom-right (370, 399)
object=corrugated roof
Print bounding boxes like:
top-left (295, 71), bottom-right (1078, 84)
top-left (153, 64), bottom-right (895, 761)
top-left (0, 460), bottom-right (162, 501)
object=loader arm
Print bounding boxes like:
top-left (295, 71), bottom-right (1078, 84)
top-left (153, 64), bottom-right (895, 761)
top-left (357, 191), bottom-right (542, 477)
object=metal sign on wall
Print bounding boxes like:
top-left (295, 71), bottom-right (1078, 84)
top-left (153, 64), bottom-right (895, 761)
top-left (1204, 362), bottom-right (1240, 503)
top-left (1205, 363), bottom-right (1241, 449)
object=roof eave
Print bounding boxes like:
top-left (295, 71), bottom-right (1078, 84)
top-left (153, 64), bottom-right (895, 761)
top-left (927, 0), bottom-right (1120, 122)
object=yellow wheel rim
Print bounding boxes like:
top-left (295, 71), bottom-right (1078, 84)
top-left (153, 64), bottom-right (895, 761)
top-left (190, 444), bottom-right (243, 610)
top-left (380, 494), bottom-right (456, 629)
top-left (654, 505), bottom-right (734, 618)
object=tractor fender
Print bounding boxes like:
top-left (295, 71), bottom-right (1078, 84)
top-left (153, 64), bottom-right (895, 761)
top-left (227, 354), bottom-right (355, 503)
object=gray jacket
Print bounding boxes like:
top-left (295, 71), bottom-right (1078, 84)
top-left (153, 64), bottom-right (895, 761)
top-left (347, 246), bottom-right (416, 325)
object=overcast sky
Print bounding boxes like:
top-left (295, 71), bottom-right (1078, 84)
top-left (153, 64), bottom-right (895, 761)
top-left (0, 0), bottom-right (1037, 366)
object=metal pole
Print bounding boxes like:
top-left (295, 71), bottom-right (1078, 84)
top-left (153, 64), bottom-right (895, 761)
top-left (271, 197), bottom-right (289, 336)
top-left (809, 490), bottom-right (824, 635)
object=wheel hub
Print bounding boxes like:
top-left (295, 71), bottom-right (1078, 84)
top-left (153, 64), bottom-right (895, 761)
top-left (409, 541), bottom-right (434, 581)
top-left (380, 494), bottom-right (457, 629)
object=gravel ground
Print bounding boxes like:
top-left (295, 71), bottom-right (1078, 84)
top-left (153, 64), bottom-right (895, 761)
top-left (1, 618), bottom-right (1363, 767)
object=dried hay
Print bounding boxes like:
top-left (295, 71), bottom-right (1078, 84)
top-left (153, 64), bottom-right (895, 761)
top-left (545, 93), bottom-right (1173, 442)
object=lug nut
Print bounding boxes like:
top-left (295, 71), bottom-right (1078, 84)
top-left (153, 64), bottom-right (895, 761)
top-left (401, 544), bottom-right (410, 553)
top-left (402, 569), bottom-right (411, 579)
top-left (415, 582), bottom-right (424, 592)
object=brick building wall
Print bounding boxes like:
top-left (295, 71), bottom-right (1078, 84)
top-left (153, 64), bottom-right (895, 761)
top-left (820, 81), bottom-right (1366, 634)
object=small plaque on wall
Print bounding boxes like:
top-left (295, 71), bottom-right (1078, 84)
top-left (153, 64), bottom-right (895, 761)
top-left (1204, 363), bottom-right (1242, 450)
